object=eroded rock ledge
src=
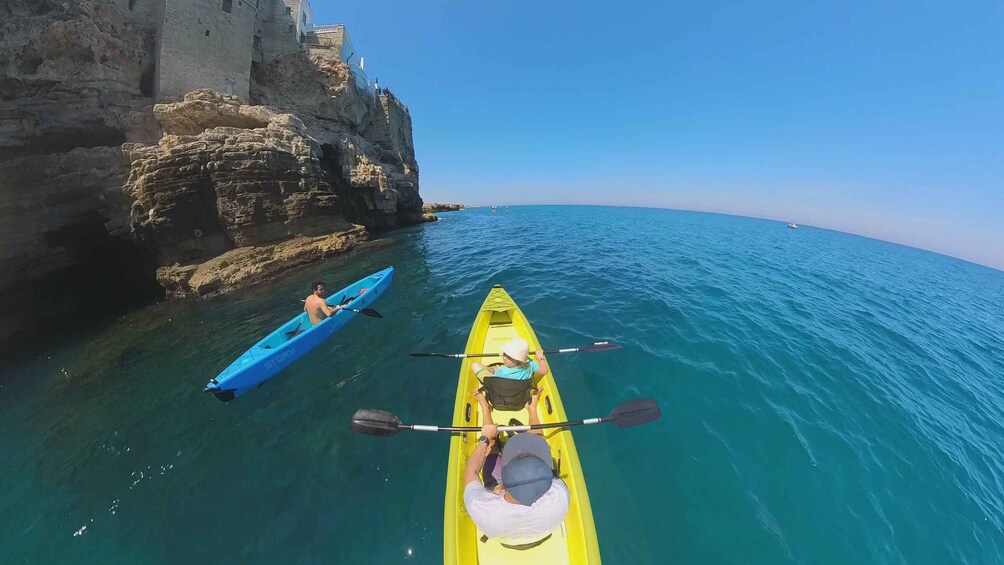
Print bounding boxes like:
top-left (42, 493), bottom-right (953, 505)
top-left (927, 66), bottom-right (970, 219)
top-left (124, 91), bottom-right (372, 296)
top-left (157, 228), bottom-right (366, 298)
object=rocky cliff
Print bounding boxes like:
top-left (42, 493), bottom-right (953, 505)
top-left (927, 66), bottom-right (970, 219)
top-left (0, 0), bottom-right (425, 344)
top-left (124, 90), bottom-right (369, 297)
top-left (250, 48), bottom-right (423, 229)
top-left (1, 0), bottom-right (162, 345)
top-left (424, 203), bottom-right (465, 213)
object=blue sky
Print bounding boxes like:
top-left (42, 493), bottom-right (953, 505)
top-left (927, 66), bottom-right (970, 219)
top-left (311, 1), bottom-right (1004, 269)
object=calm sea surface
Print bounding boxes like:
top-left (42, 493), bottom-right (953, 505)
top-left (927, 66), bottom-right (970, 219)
top-left (2, 206), bottom-right (1002, 564)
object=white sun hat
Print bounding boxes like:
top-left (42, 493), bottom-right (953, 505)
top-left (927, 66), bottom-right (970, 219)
top-left (500, 337), bottom-right (530, 363)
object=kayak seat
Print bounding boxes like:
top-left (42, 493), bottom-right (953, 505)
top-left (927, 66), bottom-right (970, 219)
top-left (481, 376), bottom-right (533, 411)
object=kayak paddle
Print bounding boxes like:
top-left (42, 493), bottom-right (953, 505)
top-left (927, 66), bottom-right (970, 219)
top-left (343, 307), bottom-right (382, 318)
top-left (299, 299), bottom-right (382, 318)
top-left (349, 398), bottom-right (660, 437)
top-left (409, 341), bottom-right (621, 359)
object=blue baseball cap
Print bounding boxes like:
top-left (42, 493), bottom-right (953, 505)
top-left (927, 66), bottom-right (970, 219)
top-left (500, 434), bottom-right (554, 506)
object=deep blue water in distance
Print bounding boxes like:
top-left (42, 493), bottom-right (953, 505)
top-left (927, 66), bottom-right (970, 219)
top-left (1, 205), bottom-right (1002, 564)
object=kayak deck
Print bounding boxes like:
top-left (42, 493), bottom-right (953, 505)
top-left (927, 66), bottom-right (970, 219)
top-left (444, 286), bottom-right (600, 564)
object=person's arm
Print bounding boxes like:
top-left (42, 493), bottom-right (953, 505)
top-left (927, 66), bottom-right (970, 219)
top-left (463, 424), bottom-right (498, 485)
top-left (527, 388), bottom-right (544, 436)
top-left (534, 349), bottom-right (549, 376)
top-left (475, 390), bottom-right (494, 425)
top-left (323, 303), bottom-right (343, 316)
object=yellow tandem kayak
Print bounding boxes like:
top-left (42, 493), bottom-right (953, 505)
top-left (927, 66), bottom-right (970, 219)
top-left (443, 285), bottom-right (601, 564)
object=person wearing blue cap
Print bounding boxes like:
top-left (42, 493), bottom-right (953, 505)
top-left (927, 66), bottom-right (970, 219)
top-left (462, 423), bottom-right (570, 543)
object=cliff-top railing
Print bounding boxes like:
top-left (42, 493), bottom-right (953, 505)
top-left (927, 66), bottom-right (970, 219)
top-left (313, 24), bottom-right (345, 33)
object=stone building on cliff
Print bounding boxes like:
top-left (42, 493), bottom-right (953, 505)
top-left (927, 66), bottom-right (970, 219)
top-left (153, 0), bottom-right (341, 101)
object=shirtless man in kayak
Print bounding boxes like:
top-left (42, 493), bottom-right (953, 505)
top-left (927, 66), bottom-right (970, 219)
top-left (304, 282), bottom-right (344, 325)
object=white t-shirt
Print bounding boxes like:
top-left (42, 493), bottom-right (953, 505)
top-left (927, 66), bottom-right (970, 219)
top-left (463, 478), bottom-right (570, 539)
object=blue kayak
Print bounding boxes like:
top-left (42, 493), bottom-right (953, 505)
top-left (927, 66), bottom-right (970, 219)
top-left (204, 267), bottom-right (394, 402)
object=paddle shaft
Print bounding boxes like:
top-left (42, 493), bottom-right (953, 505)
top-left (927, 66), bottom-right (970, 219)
top-left (350, 398), bottom-right (659, 437)
top-left (426, 344), bottom-right (611, 359)
top-left (299, 299), bottom-right (377, 317)
top-left (405, 417), bottom-right (606, 433)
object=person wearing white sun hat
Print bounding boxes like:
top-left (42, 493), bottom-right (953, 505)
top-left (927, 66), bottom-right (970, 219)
top-left (469, 337), bottom-right (551, 425)
top-left (470, 337), bottom-right (549, 382)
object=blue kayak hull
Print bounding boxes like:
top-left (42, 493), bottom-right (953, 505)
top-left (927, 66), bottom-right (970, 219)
top-left (205, 267), bottom-right (394, 401)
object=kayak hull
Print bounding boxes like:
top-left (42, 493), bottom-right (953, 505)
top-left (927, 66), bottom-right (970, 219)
top-left (443, 285), bottom-right (600, 564)
top-left (204, 267), bottom-right (394, 400)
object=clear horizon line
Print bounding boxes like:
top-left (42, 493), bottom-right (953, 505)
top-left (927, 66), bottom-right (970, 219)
top-left (443, 202), bottom-right (1003, 272)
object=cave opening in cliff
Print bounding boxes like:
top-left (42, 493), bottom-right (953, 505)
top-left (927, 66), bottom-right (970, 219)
top-left (0, 125), bottom-right (127, 160)
top-left (1, 217), bottom-right (164, 362)
top-left (319, 143), bottom-right (369, 227)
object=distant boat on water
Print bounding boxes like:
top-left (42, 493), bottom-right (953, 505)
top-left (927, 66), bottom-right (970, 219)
top-left (788, 222), bottom-right (798, 229)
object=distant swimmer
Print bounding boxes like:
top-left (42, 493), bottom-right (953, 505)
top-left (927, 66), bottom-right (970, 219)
top-left (304, 282), bottom-right (344, 325)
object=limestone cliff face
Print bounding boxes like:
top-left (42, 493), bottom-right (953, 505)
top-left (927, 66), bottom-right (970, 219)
top-left (0, 0), bottom-right (425, 343)
top-left (0, 0), bottom-right (161, 153)
top-left (123, 91), bottom-right (367, 296)
top-left (250, 49), bottom-right (423, 229)
top-left (127, 93), bottom-right (348, 260)
top-left (1, 0), bottom-right (162, 344)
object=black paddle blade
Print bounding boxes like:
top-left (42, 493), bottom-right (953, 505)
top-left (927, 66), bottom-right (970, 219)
top-left (350, 409), bottom-right (403, 437)
top-left (581, 341), bottom-right (622, 353)
top-left (357, 308), bottom-right (382, 318)
top-left (608, 398), bottom-right (661, 428)
top-left (408, 352), bottom-right (445, 358)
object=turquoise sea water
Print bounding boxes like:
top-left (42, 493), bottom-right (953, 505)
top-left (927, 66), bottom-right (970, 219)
top-left (2, 206), bottom-right (1002, 564)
